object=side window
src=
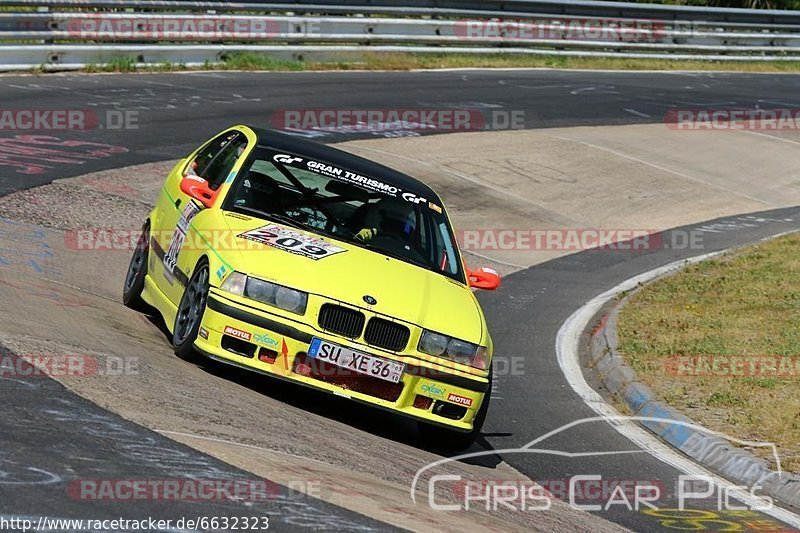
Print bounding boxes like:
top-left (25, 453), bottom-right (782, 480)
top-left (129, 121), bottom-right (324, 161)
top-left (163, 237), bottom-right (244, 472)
top-left (189, 134), bottom-right (226, 177)
top-left (436, 221), bottom-right (458, 275)
top-left (188, 132), bottom-right (248, 191)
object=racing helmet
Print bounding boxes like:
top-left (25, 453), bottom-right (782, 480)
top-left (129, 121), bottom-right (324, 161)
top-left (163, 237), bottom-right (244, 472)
top-left (364, 197), bottom-right (417, 237)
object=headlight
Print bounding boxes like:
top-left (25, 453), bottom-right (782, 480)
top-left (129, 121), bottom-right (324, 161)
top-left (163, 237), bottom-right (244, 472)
top-left (419, 330), bottom-right (449, 356)
top-left (418, 330), bottom-right (488, 369)
top-left (221, 271), bottom-right (308, 315)
top-left (447, 338), bottom-right (476, 365)
top-left (247, 277), bottom-right (276, 302)
top-left (246, 277), bottom-right (307, 315)
top-left (274, 285), bottom-right (306, 314)
top-left (220, 271), bottom-right (246, 295)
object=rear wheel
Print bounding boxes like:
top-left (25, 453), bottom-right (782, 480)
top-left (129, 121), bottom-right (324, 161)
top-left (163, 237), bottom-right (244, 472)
top-left (122, 221), bottom-right (149, 309)
top-left (172, 259), bottom-right (209, 361)
top-left (419, 370), bottom-right (493, 450)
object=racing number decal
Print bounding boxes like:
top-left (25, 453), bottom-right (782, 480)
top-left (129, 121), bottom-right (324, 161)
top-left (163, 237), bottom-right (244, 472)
top-left (164, 201), bottom-right (200, 274)
top-left (238, 224), bottom-right (345, 260)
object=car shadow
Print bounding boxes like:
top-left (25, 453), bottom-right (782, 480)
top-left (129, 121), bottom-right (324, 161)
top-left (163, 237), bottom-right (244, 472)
top-left (143, 309), bottom-right (504, 468)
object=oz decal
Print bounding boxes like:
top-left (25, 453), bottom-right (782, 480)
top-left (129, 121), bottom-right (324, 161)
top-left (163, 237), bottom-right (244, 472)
top-left (164, 201), bottom-right (200, 274)
top-left (238, 224), bottom-right (345, 260)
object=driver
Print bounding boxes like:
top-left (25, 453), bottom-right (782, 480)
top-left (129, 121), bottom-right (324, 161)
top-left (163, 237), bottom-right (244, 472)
top-left (355, 198), bottom-right (417, 243)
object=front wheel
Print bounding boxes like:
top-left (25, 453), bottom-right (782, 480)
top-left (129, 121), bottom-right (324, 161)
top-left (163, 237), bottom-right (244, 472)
top-left (418, 370), bottom-right (493, 450)
top-left (122, 221), bottom-right (150, 309)
top-left (172, 260), bottom-right (209, 361)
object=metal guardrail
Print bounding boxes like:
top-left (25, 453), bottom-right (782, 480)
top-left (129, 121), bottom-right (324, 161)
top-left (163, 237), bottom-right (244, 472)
top-left (0, 0), bottom-right (799, 70)
top-left (9, 14), bottom-right (800, 48)
top-left (5, 0), bottom-right (800, 25)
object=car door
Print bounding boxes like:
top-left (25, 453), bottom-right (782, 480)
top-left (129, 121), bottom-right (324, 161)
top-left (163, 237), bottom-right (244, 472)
top-left (152, 130), bottom-right (248, 306)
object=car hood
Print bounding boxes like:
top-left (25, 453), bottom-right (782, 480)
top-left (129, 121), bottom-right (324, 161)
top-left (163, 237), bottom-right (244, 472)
top-left (215, 212), bottom-right (484, 343)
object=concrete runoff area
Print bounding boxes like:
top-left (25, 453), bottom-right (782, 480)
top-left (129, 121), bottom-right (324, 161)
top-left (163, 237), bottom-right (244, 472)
top-left (340, 125), bottom-right (800, 272)
top-left (1, 122), bottom-right (800, 529)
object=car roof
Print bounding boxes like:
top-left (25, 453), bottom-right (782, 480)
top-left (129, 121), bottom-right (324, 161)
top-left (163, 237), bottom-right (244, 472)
top-left (247, 126), bottom-right (442, 203)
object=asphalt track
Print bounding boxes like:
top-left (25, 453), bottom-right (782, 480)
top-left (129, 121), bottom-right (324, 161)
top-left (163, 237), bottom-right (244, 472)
top-left (1, 69), bottom-right (800, 531)
top-left (2, 69), bottom-right (800, 194)
top-left (478, 207), bottom-right (800, 530)
top-left (0, 345), bottom-right (392, 532)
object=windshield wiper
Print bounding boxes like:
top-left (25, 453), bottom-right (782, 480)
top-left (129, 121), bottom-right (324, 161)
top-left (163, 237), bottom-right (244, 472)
top-left (233, 206), bottom-right (306, 230)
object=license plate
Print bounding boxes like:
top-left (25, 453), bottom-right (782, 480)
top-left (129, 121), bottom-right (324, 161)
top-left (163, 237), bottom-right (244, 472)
top-left (307, 338), bottom-right (405, 384)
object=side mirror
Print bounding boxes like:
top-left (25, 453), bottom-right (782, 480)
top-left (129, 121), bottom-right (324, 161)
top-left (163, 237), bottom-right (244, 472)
top-left (180, 175), bottom-right (216, 208)
top-left (467, 267), bottom-right (501, 290)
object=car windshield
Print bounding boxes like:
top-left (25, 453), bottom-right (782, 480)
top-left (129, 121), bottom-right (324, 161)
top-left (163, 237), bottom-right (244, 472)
top-left (222, 146), bottom-right (465, 283)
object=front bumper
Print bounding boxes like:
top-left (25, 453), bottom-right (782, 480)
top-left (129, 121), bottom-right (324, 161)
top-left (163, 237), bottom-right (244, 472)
top-left (195, 290), bottom-right (489, 431)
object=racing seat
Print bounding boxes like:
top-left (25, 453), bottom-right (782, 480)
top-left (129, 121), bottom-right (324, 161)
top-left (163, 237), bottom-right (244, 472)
top-left (233, 170), bottom-right (282, 211)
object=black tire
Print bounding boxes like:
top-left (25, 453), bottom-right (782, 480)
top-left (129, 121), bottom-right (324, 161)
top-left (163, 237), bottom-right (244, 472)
top-left (419, 370), bottom-right (493, 450)
top-left (122, 221), bottom-right (150, 310)
top-left (172, 259), bottom-right (209, 361)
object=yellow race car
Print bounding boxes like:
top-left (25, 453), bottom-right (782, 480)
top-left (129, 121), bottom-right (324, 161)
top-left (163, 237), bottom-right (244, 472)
top-left (123, 125), bottom-right (500, 448)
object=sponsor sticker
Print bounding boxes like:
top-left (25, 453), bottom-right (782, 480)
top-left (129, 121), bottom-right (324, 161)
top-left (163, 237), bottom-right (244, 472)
top-left (198, 327), bottom-right (209, 340)
top-left (223, 325), bottom-right (252, 341)
top-left (164, 200), bottom-right (201, 274)
top-left (273, 153), bottom-right (303, 165)
top-left (253, 333), bottom-right (279, 347)
top-left (420, 383), bottom-right (446, 397)
top-left (402, 192), bottom-right (427, 204)
top-left (447, 392), bottom-right (474, 407)
top-left (306, 159), bottom-right (400, 196)
top-left (238, 224), bottom-right (345, 260)
top-left (270, 149), bottom-right (436, 206)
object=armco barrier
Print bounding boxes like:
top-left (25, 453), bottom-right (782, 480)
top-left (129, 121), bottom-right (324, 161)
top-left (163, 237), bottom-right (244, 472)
top-left (0, 0), bottom-right (799, 70)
